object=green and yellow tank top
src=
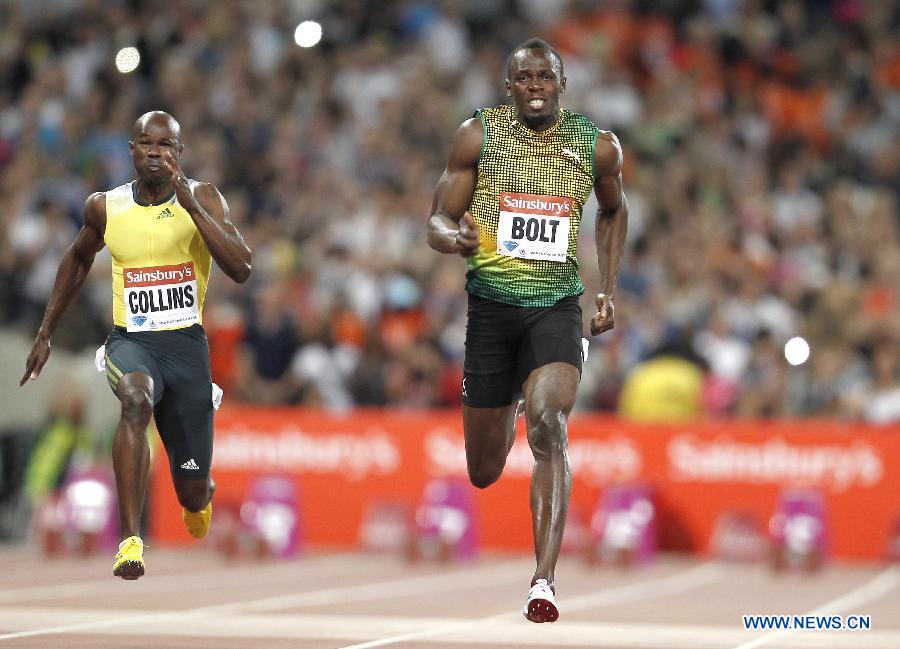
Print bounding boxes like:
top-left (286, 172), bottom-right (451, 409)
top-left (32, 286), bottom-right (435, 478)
top-left (467, 104), bottom-right (599, 307)
top-left (105, 181), bottom-right (212, 331)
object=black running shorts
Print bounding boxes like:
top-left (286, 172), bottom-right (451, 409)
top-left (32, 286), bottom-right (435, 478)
top-left (462, 294), bottom-right (584, 408)
top-left (104, 324), bottom-right (213, 479)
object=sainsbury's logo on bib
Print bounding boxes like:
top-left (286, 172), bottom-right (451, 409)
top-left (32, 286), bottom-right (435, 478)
top-left (497, 192), bottom-right (573, 262)
top-left (501, 192), bottom-right (572, 217)
top-left (123, 262), bottom-right (199, 332)
top-left (124, 264), bottom-right (193, 286)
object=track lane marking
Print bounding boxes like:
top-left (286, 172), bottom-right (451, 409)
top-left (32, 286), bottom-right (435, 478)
top-left (336, 563), bottom-right (723, 649)
top-left (0, 558), bottom-right (530, 642)
top-left (0, 552), bottom-right (373, 604)
top-left (732, 565), bottom-right (899, 649)
top-left (3, 611), bottom-right (900, 647)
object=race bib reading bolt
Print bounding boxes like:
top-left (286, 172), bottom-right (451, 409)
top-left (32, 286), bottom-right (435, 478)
top-left (496, 192), bottom-right (572, 262)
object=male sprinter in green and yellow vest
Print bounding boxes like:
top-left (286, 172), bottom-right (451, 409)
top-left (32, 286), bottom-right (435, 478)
top-left (427, 39), bottom-right (628, 622)
top-left (21, 111), bottom-right (252, 579)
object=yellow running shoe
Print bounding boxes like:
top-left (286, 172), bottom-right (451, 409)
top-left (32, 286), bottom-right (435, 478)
top-left (113, 536), bottom-right (145, 580)
top-left (183, 501), bottom-right (212, 539)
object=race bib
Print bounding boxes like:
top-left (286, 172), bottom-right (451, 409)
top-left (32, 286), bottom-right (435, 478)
top-left (123, 262), bottom-right (199, 332)
top-left (496, 192), bottom-right (572, 262)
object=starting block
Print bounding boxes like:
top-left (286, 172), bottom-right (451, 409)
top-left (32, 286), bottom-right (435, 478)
top-left (410, 478), bottom-right (477, 562)
top-left (769, 488), bottom-right (828, 572)
top-left (34, 466), bottom-right (118, 556)
top-left (561, 503), bottom-right (589, 556)
top-left (210, 500), bottom-right (244, 559)
top-left (226, 476), bottom-right (302, 559)
top-left (587, 483), bottom-right (657, 566)
top-left (242, 476), bottom-right (301, 558)
top-left (359, 501), bottom-right (413, 555)
top-left (888, 517), bottom-right (900, 562)
top-left (709, 511), bottom-right (766, 562)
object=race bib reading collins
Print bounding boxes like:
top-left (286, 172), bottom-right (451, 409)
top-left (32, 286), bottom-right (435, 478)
top-left (496, 192), bottom-right (572, 262)
top-left (123, 262), bottom-right (199, 332)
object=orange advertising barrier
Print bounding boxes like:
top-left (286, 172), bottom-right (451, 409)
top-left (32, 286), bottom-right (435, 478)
top-left (150, 408), bottom-right (900, 560)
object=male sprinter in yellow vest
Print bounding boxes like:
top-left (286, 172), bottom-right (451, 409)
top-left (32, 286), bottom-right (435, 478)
top-left (21, 111), bottom-right (252, 579)
top-left (427, 39), bottom-right (628, 622)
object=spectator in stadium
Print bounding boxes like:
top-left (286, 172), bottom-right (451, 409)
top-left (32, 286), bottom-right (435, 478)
top-left (0, 1), bottom-right (896, 422)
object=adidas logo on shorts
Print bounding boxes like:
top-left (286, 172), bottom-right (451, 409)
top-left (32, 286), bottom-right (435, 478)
top-left (181, 458), bottom-right (200, 470)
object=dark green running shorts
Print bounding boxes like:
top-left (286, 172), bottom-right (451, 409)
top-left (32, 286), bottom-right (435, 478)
top-left (103, 324), bottom-right (213, 479)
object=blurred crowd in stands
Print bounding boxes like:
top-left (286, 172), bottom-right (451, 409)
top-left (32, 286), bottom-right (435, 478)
top-left (1, 0), bottom-right (898, 422)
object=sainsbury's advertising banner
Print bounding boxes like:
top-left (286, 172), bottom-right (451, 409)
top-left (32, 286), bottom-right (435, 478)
top-left (150, 408), bottom-right (900, 559)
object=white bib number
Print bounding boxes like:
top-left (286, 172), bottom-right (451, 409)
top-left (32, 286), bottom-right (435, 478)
top-left (496, 192), bottom-right (572, 262)
top-left (123, 262), bottom-right (199, 332)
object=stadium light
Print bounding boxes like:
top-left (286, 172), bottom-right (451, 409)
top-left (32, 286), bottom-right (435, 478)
top-left (784, 336), bottom-right (810, 366)
top-left (115, 47), bottom-right (141, 74)
top-left (294, 21), bottom-right (322, 48)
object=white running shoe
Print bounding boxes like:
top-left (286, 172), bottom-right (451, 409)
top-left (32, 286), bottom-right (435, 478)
top-left (523, 578), bottom-right (559, 623)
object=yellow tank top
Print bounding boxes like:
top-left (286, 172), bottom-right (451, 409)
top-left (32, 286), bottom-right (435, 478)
top-left (467, 105), bottom-right (599, 307)
top-left (105, 181), bottom-right (212, 331)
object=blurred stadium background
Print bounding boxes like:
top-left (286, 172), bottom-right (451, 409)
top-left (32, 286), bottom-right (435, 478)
top-left (0, 0), bottom-right (898, 647)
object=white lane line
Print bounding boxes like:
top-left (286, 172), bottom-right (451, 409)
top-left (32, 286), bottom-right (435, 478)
top-left (455, 624), bottom-right (900, 648)
top-left (3, 610), bottom-right (900, 647)
top-left (732, 565), bottom-right (899, 649)
top-left (0, 558), bottom-right (530, 642)
top-left (335, 563), bottom-right (723, 649)
top-left (0, 552), bottom-right (369, 604)
top-left (185, 557), bottom-right (531, 615)
top-left (0, 610), bottom-right (458, 640)
top-left (560, 562), bottom-right (723, 614)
